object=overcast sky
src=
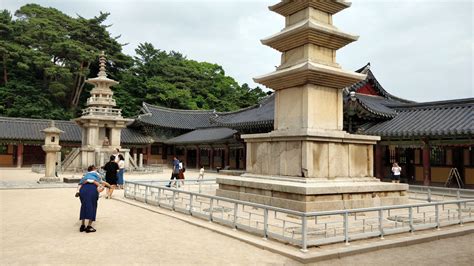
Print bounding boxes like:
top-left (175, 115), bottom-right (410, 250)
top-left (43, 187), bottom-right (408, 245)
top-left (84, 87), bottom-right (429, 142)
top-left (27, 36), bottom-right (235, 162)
top-left (3, 0), bottom-right (473, 102)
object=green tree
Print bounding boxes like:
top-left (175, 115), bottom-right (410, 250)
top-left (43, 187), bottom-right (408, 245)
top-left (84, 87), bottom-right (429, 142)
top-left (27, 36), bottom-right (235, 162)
top-left (115, 42), bottom-right (266, 116)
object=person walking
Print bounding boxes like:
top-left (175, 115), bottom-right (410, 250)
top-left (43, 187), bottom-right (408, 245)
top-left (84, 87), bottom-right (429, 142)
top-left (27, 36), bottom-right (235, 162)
top-left (78, 165), bottom-right (105, 233)
top-left (103, 155), bottom-right (119, 198)
top-left (391, 162), bottom-right (402, 183)
top-left (117, 154), bottom-right (125, 190)
top-left (166, 157), bottom-right (180, 188)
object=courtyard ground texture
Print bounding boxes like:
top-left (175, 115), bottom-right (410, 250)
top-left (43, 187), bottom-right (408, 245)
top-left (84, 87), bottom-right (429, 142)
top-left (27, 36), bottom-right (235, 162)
top-left (0, 168), bottom-right (473, 265)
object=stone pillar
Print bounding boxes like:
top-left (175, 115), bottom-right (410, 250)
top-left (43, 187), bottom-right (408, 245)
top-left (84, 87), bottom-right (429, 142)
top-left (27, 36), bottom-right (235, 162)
top-left (139, 153), bottom-right (143, 168)
top-left (133, 153), bottom-right (137, 165)
top-left (16, 143), bottom-right (23, 168)
top-left (124, 151), bottom-right (130, 168)
top-left (56, 152), bottom-right (62, 175)
top-left (374, 144), bottom-right (384, 179)
top-left (423, 140), bottom-right (431, 186)
top-left (242, 144), bottom-right (246, 170)
top-left (99, 152), bottom-right (105, 167)
top-left (110, 127), bottom-right (122, 148)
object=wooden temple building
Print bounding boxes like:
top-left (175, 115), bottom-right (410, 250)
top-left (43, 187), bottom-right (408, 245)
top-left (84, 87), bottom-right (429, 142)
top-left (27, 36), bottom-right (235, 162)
top-left (0, 63), bottom-right (472, 186)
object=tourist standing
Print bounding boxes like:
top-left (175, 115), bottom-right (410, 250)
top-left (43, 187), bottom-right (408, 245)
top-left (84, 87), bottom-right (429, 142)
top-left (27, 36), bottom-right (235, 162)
top-left (117, 154), bottom-right (125, 190)
top-left (103, 155), bottom-right (119, 198)
top-left (178, 160), bottom-right (185, 187)
top-left (391, 162), bottom-right (402, 183)
top-left (78, 165), bottom-right (104, 233)
top-left (198, 166), bottom-right (204, 182)
top-left (113, 148), bottom-right (120, 163)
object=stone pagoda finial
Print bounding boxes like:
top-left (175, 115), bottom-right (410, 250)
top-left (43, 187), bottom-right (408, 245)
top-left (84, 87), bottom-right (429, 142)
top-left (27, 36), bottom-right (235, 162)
top-left (98, 51), bottom-right (107, 78)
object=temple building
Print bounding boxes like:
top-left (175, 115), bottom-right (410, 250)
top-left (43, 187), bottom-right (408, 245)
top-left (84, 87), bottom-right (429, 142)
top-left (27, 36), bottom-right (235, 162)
top-left (0, 64), bottom-right (472, 187)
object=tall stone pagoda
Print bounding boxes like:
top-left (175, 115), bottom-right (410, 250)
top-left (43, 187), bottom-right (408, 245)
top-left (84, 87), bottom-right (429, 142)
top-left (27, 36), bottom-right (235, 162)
top-left (73, 52), bottom-right (132, 169)
top-left (216, 0), bottom-right (408, 211)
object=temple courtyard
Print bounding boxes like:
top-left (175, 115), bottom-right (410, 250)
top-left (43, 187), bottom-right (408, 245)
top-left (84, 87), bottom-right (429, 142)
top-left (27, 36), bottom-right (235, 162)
top-left (0, 168), bottom-right (473, 265)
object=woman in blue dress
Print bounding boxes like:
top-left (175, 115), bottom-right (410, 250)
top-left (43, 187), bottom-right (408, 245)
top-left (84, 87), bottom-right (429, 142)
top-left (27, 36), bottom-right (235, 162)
top-left (78, 165), bottom-right (104, 233)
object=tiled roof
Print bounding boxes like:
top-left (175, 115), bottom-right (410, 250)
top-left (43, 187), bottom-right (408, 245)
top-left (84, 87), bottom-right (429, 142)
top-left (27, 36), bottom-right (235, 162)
top-left (121, 128), bottom-right (154, 144)
top-left (345, 63), bottom-right (413, 104)
top-left (165, 127), bottom-right (237, 144)
top-left (0, 116), bottom-right (152, 144)
top-left (137, 103), bottom-right (215, 130)
top-left (0, 117), bottom-right (81, 142)
top-left (348, 93), bottom-right (400, 118)
top-left (359, 98), bottom-right (474, 138)
top-left (212, 95), bottom-right (275, 129)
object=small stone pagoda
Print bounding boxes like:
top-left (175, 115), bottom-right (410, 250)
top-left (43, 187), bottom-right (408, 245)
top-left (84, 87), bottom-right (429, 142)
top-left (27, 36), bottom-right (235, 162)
top-left (39, 121), bottom-right (63, 182)
top-left (216, 0), bottom-right (408, 211)
top-left (72, 52), bottom-right (132, 169)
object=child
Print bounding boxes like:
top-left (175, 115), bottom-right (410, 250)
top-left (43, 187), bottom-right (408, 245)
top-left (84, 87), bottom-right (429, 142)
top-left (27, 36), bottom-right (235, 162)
top-left (75, 165), bottom-right (109, 197)
top-left (198, 166), bottom-right (204, 182)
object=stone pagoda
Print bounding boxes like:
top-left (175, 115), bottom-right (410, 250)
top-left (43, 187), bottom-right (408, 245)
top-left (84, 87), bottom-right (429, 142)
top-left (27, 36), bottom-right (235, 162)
top-left (73, 52), bottom-right (132, 169)
top-left (39, 121), bottom-right (63, 182)
top-left (216, 0), bottom-right (408, 211)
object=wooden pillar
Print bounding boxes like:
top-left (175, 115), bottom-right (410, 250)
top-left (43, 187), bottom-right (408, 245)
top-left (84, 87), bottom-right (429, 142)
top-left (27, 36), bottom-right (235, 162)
top-left (374, 145), bottom-right (384, 179)
top-left (210, 147), bottom-right (214, 170)
top-left (146, 144), bottom-right (152, 165)
top-left (16, 143), bottom-right (24, 168)
top-left (162, 144), bottom-right (167, 160)
top-left (422, 140), bottom-right (431, 186)
top-left (196, 146), bottom-right (201, 168)
top-left (224, 144), bottom-right (230, 168)
top-left (184, 147), bottom-right (188, 167)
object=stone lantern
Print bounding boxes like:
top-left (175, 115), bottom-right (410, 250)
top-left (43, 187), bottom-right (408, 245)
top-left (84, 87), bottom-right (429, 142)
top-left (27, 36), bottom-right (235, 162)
top-left (39, 121), bottom-right (64, 182)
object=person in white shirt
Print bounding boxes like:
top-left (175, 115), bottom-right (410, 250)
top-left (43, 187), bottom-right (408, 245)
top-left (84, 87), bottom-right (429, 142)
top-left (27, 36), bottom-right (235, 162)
top-left (198, 166), bottom-right (204, 182)
top-left (391, 162), bottom-right (402, 183)
top-left (177, 161), bottom-right (185, 187)
top-left (117, 154), bottom-right (125, 189)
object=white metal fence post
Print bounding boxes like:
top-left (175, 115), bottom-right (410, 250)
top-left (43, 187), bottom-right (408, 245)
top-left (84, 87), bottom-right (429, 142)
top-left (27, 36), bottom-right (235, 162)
top-left (344, 211), bottom-right (350, 245)
top-left (301, 215), bottom-right (308, 253)
top-left (263, 209), bottom-right (269, 240)
top-left (379, 209), bottom-right (384, 239)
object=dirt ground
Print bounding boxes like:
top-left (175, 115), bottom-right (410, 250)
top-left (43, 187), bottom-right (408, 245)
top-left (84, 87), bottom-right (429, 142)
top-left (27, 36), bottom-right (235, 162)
top-left (1, 168), bottom-right (473, 265)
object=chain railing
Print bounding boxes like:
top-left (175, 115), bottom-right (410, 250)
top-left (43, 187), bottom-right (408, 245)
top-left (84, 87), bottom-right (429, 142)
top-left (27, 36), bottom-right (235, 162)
top-left (124, 180), bottom-right (474, 252)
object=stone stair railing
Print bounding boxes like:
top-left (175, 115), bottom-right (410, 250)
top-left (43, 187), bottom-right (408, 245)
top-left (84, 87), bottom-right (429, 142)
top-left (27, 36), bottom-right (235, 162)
top-left (61, 147), bottom-right (80, 172)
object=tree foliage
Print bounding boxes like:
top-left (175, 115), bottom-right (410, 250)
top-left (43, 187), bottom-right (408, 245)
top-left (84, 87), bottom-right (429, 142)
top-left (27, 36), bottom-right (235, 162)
top-left (0, 4), bottom-right (267, 120)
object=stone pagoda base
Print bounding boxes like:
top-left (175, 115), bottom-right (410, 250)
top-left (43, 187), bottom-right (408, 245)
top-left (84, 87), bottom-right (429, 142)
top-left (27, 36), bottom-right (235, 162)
top-left (216, 129), bottom-right (409, 212)
top-left (216, 175), bottom-right (408, 212)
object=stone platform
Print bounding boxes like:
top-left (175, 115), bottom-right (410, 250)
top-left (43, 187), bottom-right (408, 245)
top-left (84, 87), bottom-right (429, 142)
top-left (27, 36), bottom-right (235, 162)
top-left (216, 174), bottom-right (408, 212)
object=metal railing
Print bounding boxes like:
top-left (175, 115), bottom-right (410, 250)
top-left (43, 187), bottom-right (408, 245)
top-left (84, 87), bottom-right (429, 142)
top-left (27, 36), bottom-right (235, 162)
top-left (124, 181), bottom-right (474, 252)
top-left (409, 185), bottom-right (474, 201)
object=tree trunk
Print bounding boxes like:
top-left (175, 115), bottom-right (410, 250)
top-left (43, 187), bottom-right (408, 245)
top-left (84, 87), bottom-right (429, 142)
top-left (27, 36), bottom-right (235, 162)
top-left (70, 61), bottom-right (88, 108)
